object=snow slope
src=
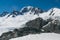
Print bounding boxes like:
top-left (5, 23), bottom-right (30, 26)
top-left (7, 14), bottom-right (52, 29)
top-left (10, 33), bottom-right (60, 40)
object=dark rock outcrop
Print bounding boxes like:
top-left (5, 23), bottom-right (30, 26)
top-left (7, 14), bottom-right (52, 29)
top-left (0, 17), bottom-right (47, 40)
top-left (42, 19), bottom-right (60, 33)
top-left (25, 17), bottom-right (48, 31)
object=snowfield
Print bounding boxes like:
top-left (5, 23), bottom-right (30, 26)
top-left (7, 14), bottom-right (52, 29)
top-left (10, 33), bottom-right (60, 40)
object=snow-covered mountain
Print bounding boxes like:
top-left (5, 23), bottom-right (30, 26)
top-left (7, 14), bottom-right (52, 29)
top-left (0, 6), bottom-right (44, 17)
top-left (0, 6), bottom-right (60, 40)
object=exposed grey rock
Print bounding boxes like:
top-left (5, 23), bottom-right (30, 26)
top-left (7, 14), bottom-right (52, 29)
top-left (0, 17), bottom-right (47, 40)
top-left (42, 19), bottom-right (60, 33)
top-left (25, 17), bottom-right (48, 32)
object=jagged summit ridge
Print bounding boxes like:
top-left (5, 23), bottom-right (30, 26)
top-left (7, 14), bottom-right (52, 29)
top-left (0, 6), bottom-right (60, 18)
top-left (20, 6), bottom-right (43, 15)
top-left (0, 6), bottom-right (44, 17)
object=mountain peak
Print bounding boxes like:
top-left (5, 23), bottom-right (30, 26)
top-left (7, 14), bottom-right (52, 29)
top-left (20, 6), bottom-right (44, 15)
top-left (20, 6), bottom-right (33, 12)
top-left (53, 7), bottom-right (60, 10)
top-left (48, 7), bottom-right (60, 16)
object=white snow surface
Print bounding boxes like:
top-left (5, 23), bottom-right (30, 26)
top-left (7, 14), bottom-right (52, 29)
top-left (10, 33), bottom-right (60, 40)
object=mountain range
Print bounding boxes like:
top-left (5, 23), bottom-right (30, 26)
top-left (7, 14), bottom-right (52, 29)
top-left (0, 6), bottom-right (60, 40)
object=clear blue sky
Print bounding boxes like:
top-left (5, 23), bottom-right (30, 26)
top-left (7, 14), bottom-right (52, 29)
top-left (0, 0), bottom-right (60, 13)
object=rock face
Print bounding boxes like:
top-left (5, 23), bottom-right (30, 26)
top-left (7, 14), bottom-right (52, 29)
top-left (25, 17), bottom-right (48, 32)
top-left (42, 19), bottom-right (60, 33)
